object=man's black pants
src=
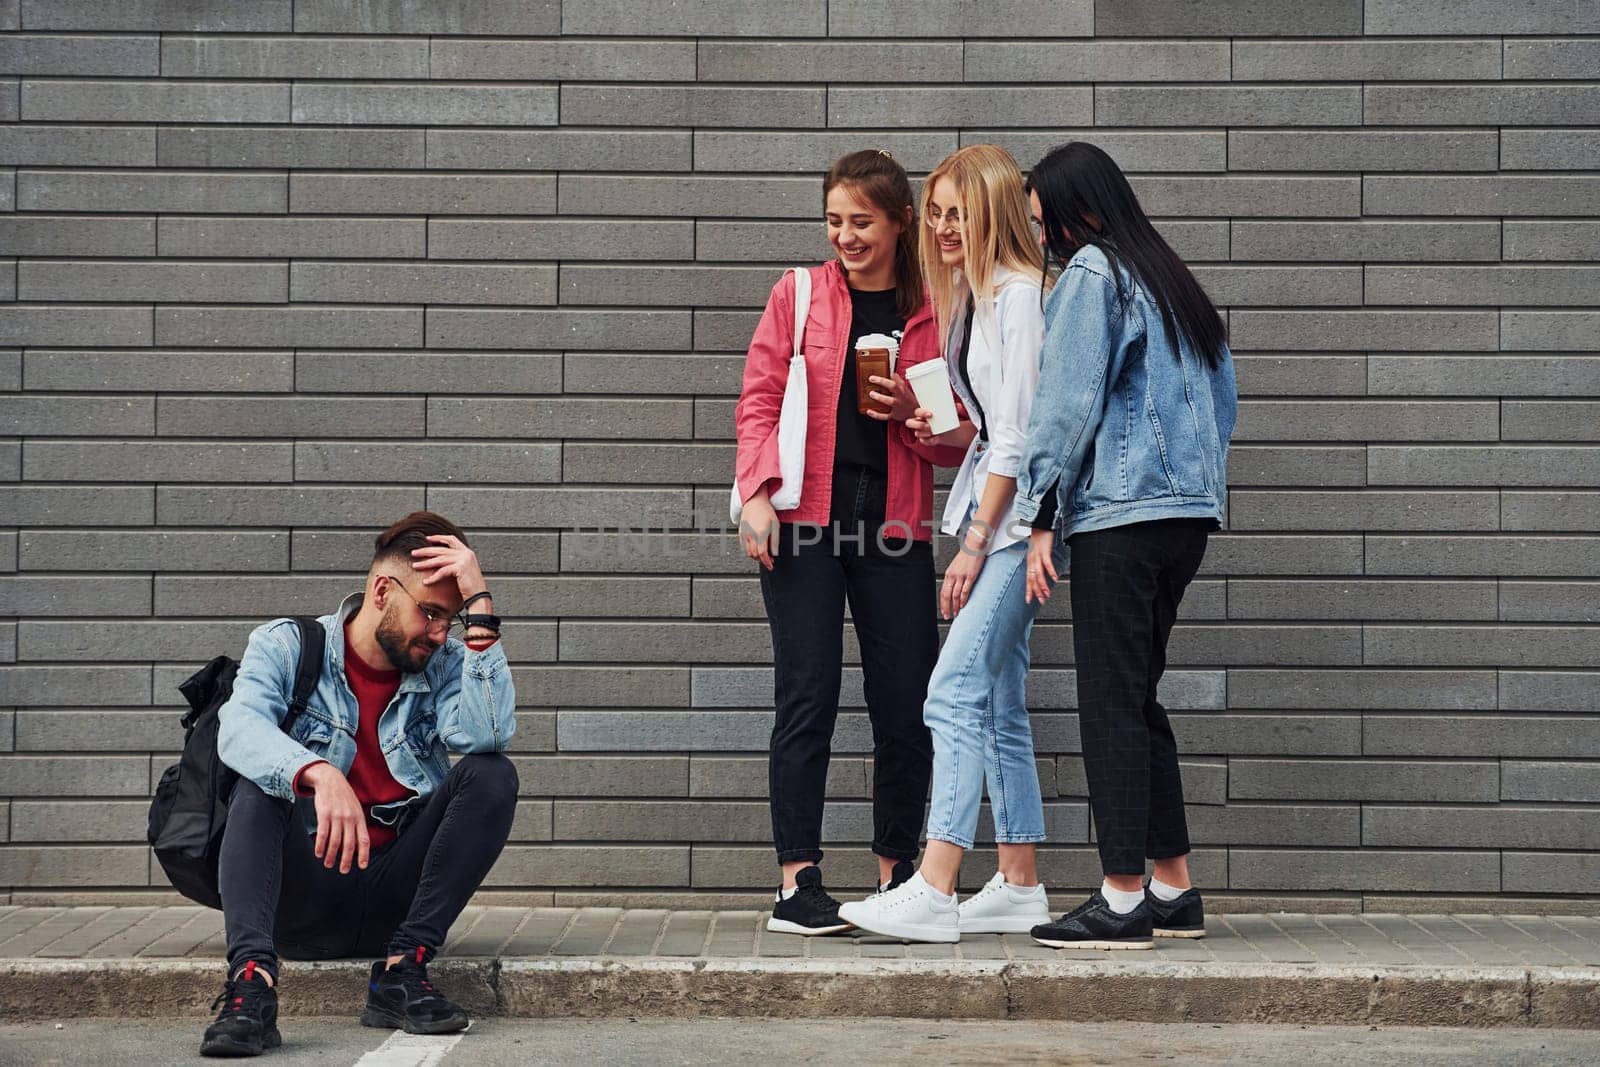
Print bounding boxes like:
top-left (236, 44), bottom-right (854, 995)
top-left (1069, 518), bottom-right (1210, 876)
top-left (759, 464), bottom-right (938, 865)
top-left (219, 752), bottom-right (518, 981)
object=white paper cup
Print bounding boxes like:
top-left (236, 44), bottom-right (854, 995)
top-left (905, 358), bottom-right (960, 436)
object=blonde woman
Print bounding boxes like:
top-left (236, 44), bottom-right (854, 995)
top-left (840, 145), bottom-right (1060, 942)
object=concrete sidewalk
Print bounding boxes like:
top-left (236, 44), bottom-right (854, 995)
top-left (2, 905), bottom-right (1598, 1028)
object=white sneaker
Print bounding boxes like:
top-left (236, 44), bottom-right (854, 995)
top-left (837, 872), bottom-right (960, 943)
top-left (957, 872), bottom-right (1050, 934)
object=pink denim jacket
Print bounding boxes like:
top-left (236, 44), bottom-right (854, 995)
top-left (734, 260), bottom-right (968, 542)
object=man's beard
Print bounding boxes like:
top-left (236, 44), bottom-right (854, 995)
top-left (375, 604), bottom-right (440, 673)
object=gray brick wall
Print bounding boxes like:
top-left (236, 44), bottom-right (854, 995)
top-left (1, 0), bottom-right (1597, 911)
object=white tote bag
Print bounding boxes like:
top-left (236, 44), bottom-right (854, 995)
top-left (730, 267), bottom-right (811, 525)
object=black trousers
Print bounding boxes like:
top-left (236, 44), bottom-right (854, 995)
top-left (759, 465), bottom-right (938, 865)
top-left (1068, 518), bottom-right (1210, 876)
top-left (218, 752), bottom-right (518, 980)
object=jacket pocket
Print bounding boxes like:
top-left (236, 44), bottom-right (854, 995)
top-left (404, 717), bottom-right (440, 758)
top-left (801, 340), bottom-right (836, 387)
top-left (289, 715), bottom-right (334, 748)
top-left (1130, 394), bottom-right (1187, 499)
top-left (1072, 443), bottom-right (1097, 509)
top-left (404, 718), bottom-right (450, 776)
top-left (1149, 348), bottom-right (1211, 497)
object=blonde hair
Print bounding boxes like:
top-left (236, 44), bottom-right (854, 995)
top-left (918, 144), bottom-right (1047, 340)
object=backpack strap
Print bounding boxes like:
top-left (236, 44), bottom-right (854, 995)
top-left (285, 616), bottom-right (325, 732)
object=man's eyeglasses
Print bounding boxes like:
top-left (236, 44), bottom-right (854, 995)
top-left (925, 205), bottom-right (964, 232)
top-left (382, 575), bottom-right (461, 637)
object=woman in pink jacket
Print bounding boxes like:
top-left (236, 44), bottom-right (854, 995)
top-left (734, 150), bottom-right (969, 935)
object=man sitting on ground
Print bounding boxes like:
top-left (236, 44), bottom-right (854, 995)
top-left (201, 511), bottom-right (517, 1057)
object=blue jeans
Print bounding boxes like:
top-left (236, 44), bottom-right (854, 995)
top-left (923, 541), bottom-right (1052, 850)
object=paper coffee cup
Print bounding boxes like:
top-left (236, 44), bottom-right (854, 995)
top-left (905, 358), bottom-right (960, 435)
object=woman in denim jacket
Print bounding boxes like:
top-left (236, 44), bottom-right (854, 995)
top-left (841, 145), bottom-right (1061, 943)
top-left (1014, 142), bottom-right (1238, 950)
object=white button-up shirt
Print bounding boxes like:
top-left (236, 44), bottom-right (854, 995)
top-left (940, 265), bottom-right (1048, 555)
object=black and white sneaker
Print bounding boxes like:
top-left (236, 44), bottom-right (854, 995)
top-left (767, 865), bottom-right (851, 936)
top-left (1030, 891), bottom-right (1155, 950)
top-left (880, 859), bottom-right (915, 893)
top-left (1147, 885), bottom-right (1206, 938)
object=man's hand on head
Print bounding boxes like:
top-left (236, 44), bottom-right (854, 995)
top-left (410, 534), bottom-right (487, 602)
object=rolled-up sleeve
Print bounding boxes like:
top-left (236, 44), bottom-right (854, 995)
top-left (432, 639), bottom-right (517, 753)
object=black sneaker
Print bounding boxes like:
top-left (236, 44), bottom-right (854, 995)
top-left (200, 960), bottom-right (281, 1057)
top-left (1030, 891), bottom-right (1155, 950)
top-left (1146, 885), bottom-right (1206, 939)
top-left (360, 952), bottom-right (471, 1035)
top-left (767, 865), bottom-right (851, 936)
top-left (881, 859), bottom-right (915, 893)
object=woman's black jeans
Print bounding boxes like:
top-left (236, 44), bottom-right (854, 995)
top-left (759, 464), bottom-right (938, 865)
top-left (1068, 518), bottom-right (1211, 876)
top-left (218, 752), bottom-right (518, 981)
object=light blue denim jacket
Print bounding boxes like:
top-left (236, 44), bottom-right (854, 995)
top-left (216, 593), bottom-right (517, 833)
top-left (1013, 245), bottom-right (1238, 537)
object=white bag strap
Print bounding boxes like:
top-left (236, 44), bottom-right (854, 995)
top-left (789, 267), bottom-right (810, 359)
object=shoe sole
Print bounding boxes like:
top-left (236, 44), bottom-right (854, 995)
top-left (766, 917), bottom-right (854, 936)
top-left (199, 1027), bottom-right (281, 1057)
top-left (1031, 936), bottom-right (1155, 950)
top-left (958, 916), bottom-right (1051, 934)
top-left (843, 916), bottom-right (960, 943)
top-left (360, 1007), bottom-right (471, 1035)
top-left (1154, 926), bottom-right (1206, 939)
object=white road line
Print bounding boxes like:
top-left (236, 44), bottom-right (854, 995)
top-left (351, 1029), bottom-right (466, 1067)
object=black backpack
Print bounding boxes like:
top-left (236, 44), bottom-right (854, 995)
top-left (148, 617), bottom-right (324, 909)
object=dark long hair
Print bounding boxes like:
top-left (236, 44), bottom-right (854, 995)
top-left (823, 150), bottom-right (924, 320)
top-left (1025, 142), bottom-right (1227, 368)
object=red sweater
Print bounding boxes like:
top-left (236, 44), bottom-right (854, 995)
top-left (294, 626), bottom-right (500, 848)
top-left (294, 631), bottom-right (409, 850)
top-left (339, 638), bottom-right (410, 849)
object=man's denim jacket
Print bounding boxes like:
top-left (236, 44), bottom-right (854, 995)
top-left (1014, 245), bottom-right (1238, 538)
top-left (216, 593), bottom-right (517, 834)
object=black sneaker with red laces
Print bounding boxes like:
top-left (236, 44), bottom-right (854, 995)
top-left (360, 949), bottom-right (471, 1035)
top-left (200, 959), bottom-right (281, 1057)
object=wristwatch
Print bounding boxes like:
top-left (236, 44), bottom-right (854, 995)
top-left (461, 613), bottom-right (501, 634)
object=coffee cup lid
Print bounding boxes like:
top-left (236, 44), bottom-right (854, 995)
top-left (856, 332), bottom-right (899, 353)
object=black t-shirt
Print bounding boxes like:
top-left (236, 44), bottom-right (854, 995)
top-left (957, 296), bottom-right (986, 443)
top-left (833, 286), bottom-right (903, 475)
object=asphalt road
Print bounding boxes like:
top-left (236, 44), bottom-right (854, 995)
top-left (3, 1018), bottom-right (1598, 1067)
